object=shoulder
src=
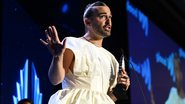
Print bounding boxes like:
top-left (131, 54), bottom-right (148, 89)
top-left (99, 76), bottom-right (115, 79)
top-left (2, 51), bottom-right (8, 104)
top-left (63, 36), bottom-right (77, 41)
top-left (63, 36), bottom-right (82, 43)
top-left (62, 36), bottom-right (85, 50)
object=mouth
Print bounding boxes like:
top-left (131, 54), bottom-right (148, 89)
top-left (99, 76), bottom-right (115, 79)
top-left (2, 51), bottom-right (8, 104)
top-left (103, 25), bottom-right (111, 32)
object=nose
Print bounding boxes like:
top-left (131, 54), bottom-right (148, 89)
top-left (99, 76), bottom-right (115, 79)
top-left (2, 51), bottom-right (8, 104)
top-left (105, 16), bottom-right (111, 25)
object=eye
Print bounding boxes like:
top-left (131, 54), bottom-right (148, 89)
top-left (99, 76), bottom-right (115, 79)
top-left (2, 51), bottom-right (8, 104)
top-left (99, 15), bottom-right (107, 19)
top-left (99, 15), bottom-right (112, 20)
top-left (109, 15), bottom-right (112, 19)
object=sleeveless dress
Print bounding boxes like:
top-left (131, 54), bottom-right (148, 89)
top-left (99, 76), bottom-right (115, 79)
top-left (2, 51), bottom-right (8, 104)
top-left (48, 37), bottom-right (119, 104)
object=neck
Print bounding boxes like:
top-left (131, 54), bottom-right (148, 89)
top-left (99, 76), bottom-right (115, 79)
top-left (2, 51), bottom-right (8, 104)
top-left (82, 33), bottom-right (103, 47)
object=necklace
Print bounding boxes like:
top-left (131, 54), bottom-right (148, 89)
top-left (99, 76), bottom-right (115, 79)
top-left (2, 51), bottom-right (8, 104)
top-left (82, 36), bottom-right (89, 41)
top-left (82, 36), bottom-right (102, 47)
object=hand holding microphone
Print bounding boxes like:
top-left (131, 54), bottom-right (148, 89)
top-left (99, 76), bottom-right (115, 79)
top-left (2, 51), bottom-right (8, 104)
top-left (112, 53), bottom-right (130, 100)
top-left (118, 54), bottom-right (130, 91)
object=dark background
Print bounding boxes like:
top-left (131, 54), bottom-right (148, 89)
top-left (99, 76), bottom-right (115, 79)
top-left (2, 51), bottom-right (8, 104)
top-left (1, 0), bottom-right (185, 104)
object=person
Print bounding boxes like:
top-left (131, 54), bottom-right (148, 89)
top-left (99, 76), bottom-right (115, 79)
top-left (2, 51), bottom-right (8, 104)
top-left (40, 1), bottom-right (130, 104)
top-left (165, 53), bottom-right (185, 104)
top-left (17, 98), bottom-right (33, 104)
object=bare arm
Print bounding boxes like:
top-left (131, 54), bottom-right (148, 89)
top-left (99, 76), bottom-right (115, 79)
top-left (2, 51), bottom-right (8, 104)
top-left (40, 25), bottom-right (74, 85)
top-left (107, 90), bottom-right (117, 102)
top-left (48, 48), bottom-right (74, 85)
top-left (48, 53), bottom-right (65, 85)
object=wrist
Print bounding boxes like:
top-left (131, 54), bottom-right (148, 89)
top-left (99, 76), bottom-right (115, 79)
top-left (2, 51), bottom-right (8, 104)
top-left (108, 90), bottom-right (117, 102)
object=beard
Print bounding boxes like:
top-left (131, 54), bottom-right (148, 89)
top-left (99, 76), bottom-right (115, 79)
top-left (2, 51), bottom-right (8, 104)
top-left (92, 23), bottom-right (111, 38)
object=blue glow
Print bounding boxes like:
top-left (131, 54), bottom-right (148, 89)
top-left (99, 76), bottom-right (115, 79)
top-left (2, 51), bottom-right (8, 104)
top-left (24, 61), bottom-right (28, 98)
top-left (13, 59), bottom-right (42, 104)
top-left (129, 57), bottom-right (152, 91)
top-left (127, 0), bottom-right (185, 103)
top-left (179, 48), bottom-right (185, 59)
top-left (155, 52), bottom-right (176, 82)
top-left (20, 70), bottom-right (23, 98)
top-left (61, 3), bottom-right (68, 13)
top-left (16, 82), bottom-right (21, 101)
top-left (13, 96), bottom-right (17, 104)
top-left (32, 62), bottom-right (42, 104)
top-left (126, 0), bottom-right (149, 36)
top-left (13, 59), bottom-right (29, 103)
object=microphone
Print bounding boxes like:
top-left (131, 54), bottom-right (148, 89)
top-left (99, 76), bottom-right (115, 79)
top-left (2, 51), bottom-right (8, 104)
top-left (119, 50), bottom-right (148, 104)
top-left (119, 52), bottom-right (125, 73)
top-left (113, 50), bottom-right (128, 100)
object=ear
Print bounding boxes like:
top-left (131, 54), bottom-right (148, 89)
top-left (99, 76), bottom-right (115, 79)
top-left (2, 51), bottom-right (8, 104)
top-left (84, 18), bottom-right (91, 26)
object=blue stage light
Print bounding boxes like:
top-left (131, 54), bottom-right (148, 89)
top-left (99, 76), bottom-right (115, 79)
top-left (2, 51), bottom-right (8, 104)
top-left (61, 3), bottom-right (69, 14)
top-left (13, 59), bottom-right (42, 104)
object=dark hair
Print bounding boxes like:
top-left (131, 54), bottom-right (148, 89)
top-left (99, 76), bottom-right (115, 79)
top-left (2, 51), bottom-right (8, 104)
top-left (18, 98), bottom-right (33, 104)
top-left (83, 1), bottom-right (107, 18)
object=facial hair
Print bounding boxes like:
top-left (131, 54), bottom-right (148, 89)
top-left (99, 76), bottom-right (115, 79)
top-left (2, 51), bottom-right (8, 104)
top-left (92, 22), bottom-right (111, 38)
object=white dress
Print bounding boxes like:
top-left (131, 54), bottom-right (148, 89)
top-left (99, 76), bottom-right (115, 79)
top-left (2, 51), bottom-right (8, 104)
top-left (48, 37), bottom-right (119, 104)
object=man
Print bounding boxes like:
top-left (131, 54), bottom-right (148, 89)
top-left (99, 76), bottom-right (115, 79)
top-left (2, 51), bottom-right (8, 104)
top-left (40, 1), bottom-right (130, 104)
top-left (18, 99), bottom-right (33, 104)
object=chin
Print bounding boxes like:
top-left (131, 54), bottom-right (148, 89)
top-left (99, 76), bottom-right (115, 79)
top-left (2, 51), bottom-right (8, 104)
top-left (106, 32), bottom-right (111, 37)
top-left (103, 34), bottom-right (111, 38)
top-left (99, 31), bottom-right (111, 38)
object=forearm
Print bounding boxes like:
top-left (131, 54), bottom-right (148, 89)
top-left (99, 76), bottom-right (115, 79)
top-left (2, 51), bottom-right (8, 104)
top-left (107, 90), bottom-right (117, 102)
top-left (48, 55), bottom-right (65, 85)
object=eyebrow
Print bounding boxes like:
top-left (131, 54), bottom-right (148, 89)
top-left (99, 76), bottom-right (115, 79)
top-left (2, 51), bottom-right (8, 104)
top-left (97, 12), bottom-right (112, 16)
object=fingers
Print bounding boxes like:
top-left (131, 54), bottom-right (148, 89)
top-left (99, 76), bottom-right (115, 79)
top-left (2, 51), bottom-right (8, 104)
top-left (40, 25), bottom-right (66, 57)
top-left (47, 26), bottom-right (60, 43)
top-left (118, 70), bottom-right (130, 90)
top-left (51, 26), bottom-right (60, 43)
top-left (47, 26), bottom-right (53, 37)
top-left (40, 38), bottom-right (48, 46)
top-left (118, 76), bottom-right (130, 84)
top-left (122, 69), bottom-right (127, 74)
top-left (40, 25), bottom-right (61, 46)
top-left (39, 29), bottom-right (51, 46)
top-left (45, 29), bottom-right (53, 44)
top-left (118, 74), bottom-right (129, 83)
top-left (62, 38), bottom-right (67, 49)
top-left (120, 70), bottom-right (129, 79)
top-left (117, 76), bottom-right (130, 90)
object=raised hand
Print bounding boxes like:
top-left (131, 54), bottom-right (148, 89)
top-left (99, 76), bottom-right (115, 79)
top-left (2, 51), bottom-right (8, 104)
top-left (40, 25), bottom-right (66, 57)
